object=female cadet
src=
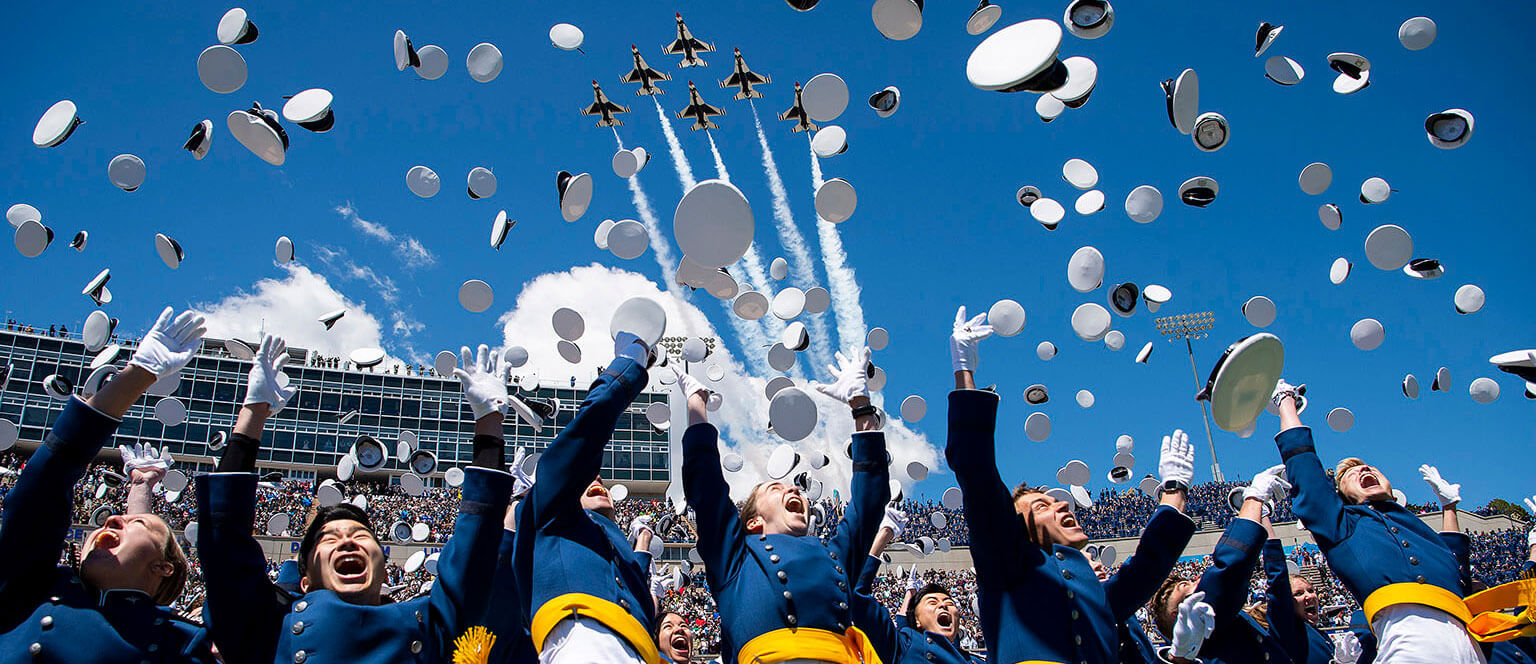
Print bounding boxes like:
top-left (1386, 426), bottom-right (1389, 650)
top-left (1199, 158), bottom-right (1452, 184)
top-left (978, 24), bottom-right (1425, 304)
top-left (681, 347), bottom-right (889, 664)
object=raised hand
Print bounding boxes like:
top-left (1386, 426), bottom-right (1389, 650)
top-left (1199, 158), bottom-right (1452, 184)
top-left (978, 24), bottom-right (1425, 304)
top-left (245, 334), bottom-right (296, 413)
top-left (669, 364), bottom-right (710, 401)
top-left (1332, 630), bottom-right (1363, 664)
top-left (454, 344), bottom-right (510, 420)
top-left (1170, 591), bottom-right (1215, 660)
top-left (1158, 429), bottom-right (1195, 488)
top-left (128, 307), bottom-right (207, 377)
top-left (880, 505), bottom-right (908, 540)
top-left (1418, 464), bottom-right (1461, 507)
top-left (949, 306), bottom-right (993, 373)
top-left (1244, 464), bottom-right (1292, 504)
top-left (811, 346), bottom-right (872, 405)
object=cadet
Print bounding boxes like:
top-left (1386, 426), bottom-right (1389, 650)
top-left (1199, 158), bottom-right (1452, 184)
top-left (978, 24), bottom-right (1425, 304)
top-left (654, 611), bottom-right (695, 664)
top-left (197, 338), bottom-right (515, 664)
top-left (681, 347), bottom-right (889, 664)
top-left (852, 510), bottom-right (986, 664)
top-left (0, 307), bottom-right (214, 663)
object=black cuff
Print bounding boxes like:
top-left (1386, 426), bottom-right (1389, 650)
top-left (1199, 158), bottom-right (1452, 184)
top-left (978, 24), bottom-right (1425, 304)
top-left (216, 432), bottom-right (262, 473)
top-left (471, 434), bottom-right (504, 470)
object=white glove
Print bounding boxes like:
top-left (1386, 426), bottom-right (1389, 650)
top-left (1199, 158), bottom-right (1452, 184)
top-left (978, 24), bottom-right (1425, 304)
top-left (811, 346), bottom-right (872, 404)
top-left (1528, 526), bottom-right (1535, 549)
top-left (510, 447), bottom-right (534, 495)
top-left (906, 564), bottom-right (922, 592)
top-left (880, 505), bottom-right (908, 540)
top-left (669, 365), bottom-right (710, 401)
top-left (630, 514), bottom-right (654, 542)
top-left (1418, 464), bottom-right (1461, 507)
top-left (128, 307), bottom-right (207, 377)
top-left (1170, 591), bottom-right (1216, 659)
top-left (1244, 464), bottom-right (1292, 504)
top-left (1159, 429), bottom-right (1195, 487)
top-left (948, 307), bottom-right (993, 373)
top-left (120, 443), bottom-right (172, 473)
top-left (1331, 630), bottom-right (1363, 664)
top-left (614, 331), bottom-right (650, 367)
top-left (1267, 378), bottom-right (1307, 415)
top-left (244, 334), bottom-right (296, 413)
top-left (1524, 495), bottom-right (1536, 518)
top-left (454, 344), bottom-right (509, 420)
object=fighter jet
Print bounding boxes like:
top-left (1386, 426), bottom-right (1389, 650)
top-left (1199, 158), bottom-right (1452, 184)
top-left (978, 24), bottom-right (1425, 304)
top-left (621, 44), bottom-right (671, 95)
top-left (677, 81), bottom-right (725, 131)
top-left (719, 48), bottom-right (771, 100)
top-left (779, 81), bottom-right (819, 133)
top-left (663, 13), bottom-right (715, 68)
top-left (582, 81), bottom-right (630, 128)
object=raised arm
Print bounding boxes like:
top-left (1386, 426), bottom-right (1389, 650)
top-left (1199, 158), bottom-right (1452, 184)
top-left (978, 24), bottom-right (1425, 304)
top-left (675, 365), bottom-right (749, 589)
top-left (1104, 429), bottom-right (1199, 621)
top-left (1271, 382), bottom-right (1349, 544)
top-left (1195, 474), bottom-right (1274, 623)
top-left (121, 443), bottom-right (173, 515)
top-left (1259, 512), bottom-right (1309, 664)
top-left (813, 346), bottom-right (889, 582)
top-left (850, 521), bottom-right (904, 664)
top-left (1420, 464), bottom-right (1463, 535)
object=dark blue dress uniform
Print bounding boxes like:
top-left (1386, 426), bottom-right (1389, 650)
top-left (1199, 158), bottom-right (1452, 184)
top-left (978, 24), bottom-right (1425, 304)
top-left (488, 529), bottom-right (537, 664)
top-left (681, 421), bottom-right (889, 664)
top-left (1260, 539), bottom-right (1332, 664)
top-left (0, 397), bottom-right (215, 663)
top-left (1100, 508), bottom-right (1198, 664)
top-left (1183, 518), bottom-right (1293, 663)
top-left (197, 466), bottom-right (513, 664)
top-left (850, 554), bottom-right (986, 664)
top-left (1277, 426), bottom-right (1469, 629)
top-left (511, 357), bottom-right (660, 663)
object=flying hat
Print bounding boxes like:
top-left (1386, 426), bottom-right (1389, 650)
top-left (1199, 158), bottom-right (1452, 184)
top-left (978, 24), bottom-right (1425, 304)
top-left (1425, 109), bottom-right (1474, 149)
top-left (1115, 433), bottom-right (1134, 453)
top-left (223, 338), bottom-right (255, 361)
top-left (7, 203), bottom-right (41, 229)
top-left (108, 154), bottom-right (146, 192)
top-left (458, 279), bottom-right (494, 313)
top-left (1327, 53), bottom-right (1371, 94)
top-left (764, 376), bottom-right (795, 400)
top-left (406, 166), bottom-right (440, 198)
top-left (988, 299), bottom-right (1026, 337)
top-left (336, 454), bottom-right (357, 482)
top-left (867, 366), bottom-right (887, 391)
top-left (1036, 93), bottom-right (1066, 122)
top-left (183, 120), bottom-right (213, 159)
top-left (148, 370), bottom-right (181, 397)
top-left (608, 220), bottom-right (650, 260)
top-left (466, 43), bottom-right (503, 83)
top-left (82, 268), bottom-right (111, 305)
top-left (415, 45), bottom-right (449, 80)
top-left (931, 512), bottom-right (947, 531)
top-left (1136, 342), bottom-right (1154, 363)
top-left (551, 308), bottom-right (585, 342)
top-left (1067, 246), bottom-right (1106, 292)
top-left (1195, 333), bottom-right (1285, 432)
top-left (265, 513), bottom-right (292, 537)
top-left (1326, 407), bottom-right (1354, 432)
top-left (390, 520), bottom-right (412, 543)
top-left (1192, 112), bottom-right (1230, 152)
top-left (1402, 258), bottom-right (1443, 280)
top-left (1399, 17), bottom-right (1437, 51)
top-left (593, 218), bottom-right (616, 250)
top-left (351, 347), bottom-right (386, 368)
top-left (1024, 384), bottom-right (1049, 404)
top-left (396, 430), bottom-right (419, 462)
top-left (867, 327), bottom-right (890, 351)
top-left (1162, 69), bottom-right (1199, 134)
top-left (814, 178), bottom-right (857, 223)
top-left (468, 167), bottom-right (498, 199)
top-left (1109, 283), bottom-right (1138, 317)
top-left (557, 171), bottom-right (593, 221)
top-left (42, 373), bottom-right (73, 400)
top-left (407, 449), bottom-right (438, 476)
top-left (1031, 198), bottom-right (1065, 229)
top-left (1125, 186), bottom-right (1163, 224)
top-left (702, 269), bottom-right (739, 300)
top-left (733, 291), bottom-right (769, 320)
top-left (706, 364), bottom-right (726, 383)
top-left (1255, 22), bottom-right (1282, 56)
top-left (1037, 341), bottom-right (1057, 361)
top-left (1402, 374), bottom-right (1419, 399)
top-left (612, 147), bottom-right (651, 178)
top-left (1318, 203), bottom-right (1343, 230)
top-left (1242, 296), bottom-right (1277, 328)
top-left (1469, 378), bottom-right (1500, 404)
top-left (609, 483), bottom-right (632, 503)
top-left (769, 257), bottom-right (789, 281)
top-left (766, 444), bottom-right (801, 479)
top-left (197, 46), bottom-right (247, 94)
top-left (1070, 485), bottom-right (1094, 509)
top-left (275, 236), bottom-right (295, 263)
top-left (941, 486), bottom-right (963, 510)
top-left (1104, 330), bottom-right (1126, 352)
top-left (772, 287), bottom-right (806, 320)
top-left (1075, 390), bottom-right (1095, 408)
top-left (967, 1), bottom-right (1001, 35)
top-left (155, 233), bottom-right (185, 269)
top-left (803, 287), bottom-right (831, 314)
top-left (611, 296), bottom-right (667, 347)
top-left (872, 0), bottom-right (924, 41)
top-left (905, 461), bottom-right (929, 482)
top-left (1138, 475), bottom-right (1161, 497)
top-left (393, 30), bottom-right (420, 70)
top-left (501, 346), bottom-right (530, 369)
top-left (1364, 224), bottom-right (1412, 270)
top-left (153, 397), bottom-right (187, 426)
top-left (811, 126), bottom-right (848, 158)
top-left (1349, 318), bottom-right (1385, 351)
top-left (1051, 57), bottom-right (1098, 108)
top-left (644, 401), bottom-right (672, 428)
top-left (282, 89), bottom-right (335, 132)
top-left (1433, 366), bottom-right (1451, 391)
top-left (33, 99), bottom-right (84, 150)
top-left (1329, 258), bottom-right (1352, 285)
top-left (1062, 159), bottom-right (1098, 190)
top-left (803, 73), bottom-right (851, 123)
top-left (1454, 284), bottom-right (1485, 314)
top-left (768, 388), bottom-right (818, 441)
top-left (1264, 56), bottom-right (1305, 85)
top-left (1359, 177), bottom-right (1392, 204)
top-left (90, 505), bottom-right (113, 527)
top-left (217, 8), bottom-right (258, 45)
top-left (1016, 185), bottom-right (1042, 207)
top-left (490, 210), bottom-right (516, 251)
top-left (1179, 177), bottom-right (1218, 207)
top-left (900, 395), bottom-right (927, 422)
top-left (1024, 412), bottom-right (1052, 442)
top-left (1298, 163), bottom-right (1332, 195)
top-left (967, 20), bottom-right (1067, 93)
top-left (69, 230), bottom-right (87, 251)
top-left (676, 179), bottom-right (754, 268)
top-left (1108, 466), bottom-right (1132, 484)
top-left (868, 86), bottom-right (901, 117)
top-left (767, 343), bottom-right (797, 372)
top-left (227, 107), bottom-right (286, 166)
top-left (352, 435), bottom-right (388, 472)
top-left (550, 23), bottom-right (584, 51)
top-left (83, 310), bottom-right (115, 352)
top-left (431, 350), bottom-right (458, 377)
top-left (1064, 0), bottom-right (1114, 39)
top-left (782, 322), bottom-right (810, 351)
top-left (1075, 190), bottom-right (1105, 216)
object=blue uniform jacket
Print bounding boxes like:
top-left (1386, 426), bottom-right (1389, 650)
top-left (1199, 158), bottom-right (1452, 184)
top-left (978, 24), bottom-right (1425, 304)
top-left (197, 466), bottom-right (513, 664)
top-left (0, 397), bottom-right (215, 664)
top-left (850, 554), bottom-right (985, 664)
top-left (1187, 518), bottom-right (1292, 664)
top-left (1277, 427), bottom-right (1461, 607)
top-left (488, 529), bottom-right (537, 664)
top-left (1262, 539), bottom-right (1332, 664)
top-left (681, 421), bottom-right (889, 657)
top-left (1105, 506), bottom-right (1199, 664)
top-left (511, 357), bottom-right (656, 652)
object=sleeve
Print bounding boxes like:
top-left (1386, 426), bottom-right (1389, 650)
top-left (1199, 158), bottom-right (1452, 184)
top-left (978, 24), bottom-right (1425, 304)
top-left (0, 397), bottom-right (120, 593)
top-left (855, 554), bottom-right (881, 596)
top-left (196, 472), bottom-right (288, 664)
top-left (1194, 518), bottom-right (1267, 624)
top-left (1437, 531), bottom-right (1473, 594)
top-left (849, 554), bottom-right (903, 664)
top-left (486, 528), bottom-right (538, 664)
top-left (680, 422), bottom-right (747, 591)
top-left (944, 390), bottom-right (1036, 587)
top-left (829, 431), bottom-right (891, 586)
top-left (1261, 539), bottom-right (1309, 662)
top-left (1102, 505), bottom-right (1197, 622)
top-left (428, 467), bottom-right (515, 657)
top-left (1275, 427), bottom-right (1351, 545)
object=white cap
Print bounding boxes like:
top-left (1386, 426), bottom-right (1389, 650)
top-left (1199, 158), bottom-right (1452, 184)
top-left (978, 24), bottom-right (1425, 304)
top-left (466, 43), bottom-right (504, 83)
top-left (675, 179), bottom-right (754, 268)
top-left (803, 287), bottom-right (831, 315)
top-left (458, 279), bottom-right (494, 313)
top-left (1179, 177), bottom-right (1218, 207)
top-left (782, 322), bottom-right (810, 352)
top-left (282, 89), bottom-right (335, 132)
top-left (988, 299), bottom-right (1026, 337)
top-left (1067, 246), bottom-right (1105, 292)
top-left (1469, 378), bottom-right (1501, 404)
top-left (1329, 258), bottom-right (1352, 285)
top-left (1135, 342), bottom-right (1153, 364)
top-left (606, 220), bottom-right (649, 260)
top-left (1103, 330), bottom-right (1125, 351)
top-left (764, 376), bottom-right (795, 400)
top-left (1024, 412), bottom-right (1052, 442)
top-left (1072, 303), bottom-right (1112, 341)
top-left (872, 0), bottom-right (924, 41)
top-left (1036, 93), bottom-right (1066, 123)
top-left (1454, 284), bottom-right (1485, 314)
top-left (108, 154), bottom-right (146, 192)
top-left (1433, 366), bottom-right (1452, 392)
top-left (1402, 375), bottom-right (1419, 399)
top-left (1064, 0), bottom-right (1114, 40)
top-left (154, 397), bottom-right (187, 426)
top-left (733, 291), bottom-right (769, 321)
top-left (1264, 56), bottom-right (1305, 85)
top-left (552, 308), bottom-right (585, 342)
top-left (768, 388), bottom-right (818, 442)
top-left (1031, 198), bottom-right (1066, 229)
top-left (557, 171), bottom-right (594, 222)
top-left (1364, 224), bottom-right (1413, 270)
top-left (1327, 53), bottom-right (1371, 94)
top-left (1425, 109), bottom-right (1474, 150)
top-left (1051, 57), bottom-right (1098, 108)
top-left (1024, 384), bottom-right (1049, 405)
top-left (275, 236), bottom-right (295, 263)
top-left (1399, 17), bottom-right (1437, 51)
top-left (814, 178), bottom-right (857, 223)
top-left (265, 513), bottom-right (290, 537)
top-left (1349, 318), bottom-right (1385, 351)
top-left (1402, 258), bottom-right (1443, 280)
top-left (1318, 203), bottom-right (1343, 231)
top-left (1074, 190), bottom-right (1105, 216)
top-left (772, 287), bottom-right (806, 321)
top-left (1299, 163), bottom-right (1332, 195)
top-left (900, 395), bottom-right (927, 422)
top-left (811, 126), bottom-right (848, 158)
top-left (217, 8), bottom-right (258, 45)
top-left (867, 327), bottom-right (890, 351)
top-left (550, 23), bottom-right (584, 51)
top-left (491, 210), bottom-right (515, 250)
top-left (1075, 389), bottom-right (1095, 408)
top-left (966, 20), bottom-right (1067, 93)
top-left (1254, 22), bottom-right (1283, 57)
top-left (394, 30), bottom-right (419, 71)
top-left (197, 46), bottom-right (247, 94)
top-left (1192, 112), bottom-right (1230, 152)
top-left (1037, 341), bottom-right (1057, 361)
top-left (1242, 296), bottom-right (1277, 328)
top-left (1326, 407), bottom-right (1354, 432)
top-left (868, 86), bottom-right (901, 117)
top-left (767, 343), bottom-right (796, 373)
top-left (1057, 460), bottom-right (1090, 486)
top-left (227, 109), bottom-right (285, 166)
top-left (183, 120), bottom-right (213, 160)
top-left (1062, 158), bottom-right (1098, 190)
top-left (155, 233), bottom-right (185, 270)
top-left (967, 1), bottom-right (1002, 35)
top-left (1163, 69), bottom-right (1199, 135)
top-left (415, 45), bottom-right (449, 80)
top-left (1124, 186), bottom-right (1163, 224)
top-left (610, 296), bottom-right (668, 347)
top-left (942, 487), bottom-right (963, 510)
top-left (467, 167), bottom-right (498, 199)
top-left (1359, 177), bottom-right (1392, 204)
top-left (802, 73), bottom-right (851, 123)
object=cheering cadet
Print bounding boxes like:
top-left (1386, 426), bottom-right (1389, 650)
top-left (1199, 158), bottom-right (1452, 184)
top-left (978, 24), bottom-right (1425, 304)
top-left (119, 442), bottom-right (174, 515)
top-left (512, 333), bottom-right (657, 664)
top-left (1256, 510), bottom-right (1351, 664)
top-left (1268, 380), bottom-right (1485, 663)
top-left (654, 611), bottom-right (695, 664)
top-left (489, 499), bottom-right (537, 664)
top-left (851, 508), bottom-right (986, 664)
top-left (0, 307), bottom-right (213, 663)
top-left (198, 339), bottom-right (515, 664)
top-left (681, 347), bottom-right (889, 664)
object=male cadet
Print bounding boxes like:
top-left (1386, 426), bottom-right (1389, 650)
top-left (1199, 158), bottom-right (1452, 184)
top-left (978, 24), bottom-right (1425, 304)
top-left (851, 508), bottom-right (986, 664)
top-left (943, 306), bottom-right (1198, 664)
top-left (512, 333), bottom-right (659, 664)
top-left (1268, 379), bottom-right (1486, 663)
top-left (198, 339), bottom-right (515, 664)
top-left (0, 307), bottom-right (214, 663)
top-left (681, 347), bottom-right (889, 664)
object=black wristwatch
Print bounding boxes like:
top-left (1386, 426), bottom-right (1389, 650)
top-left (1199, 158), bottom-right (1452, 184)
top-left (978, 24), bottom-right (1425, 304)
top-left (1161, 479), bottom-right (1190, 495)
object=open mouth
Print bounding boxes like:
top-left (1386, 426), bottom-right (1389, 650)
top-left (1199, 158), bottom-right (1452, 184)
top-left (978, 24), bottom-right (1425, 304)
top-left (586, 485), bottom-right (609, 500)
top-left (670, 633), bottom-right (689, 654)
top-left (935, 611), bottom-right (954, 629)
top-left (1359, 473), bottom-right (1380, 491)
top-left (333, 553), bottom-right (369, 582)
top-left (784, 493), bottom-right (806, 515)
top-left (1059, 513), bottom-right (1079, 530)
top-left (91, 530), bottom-right (120, 552)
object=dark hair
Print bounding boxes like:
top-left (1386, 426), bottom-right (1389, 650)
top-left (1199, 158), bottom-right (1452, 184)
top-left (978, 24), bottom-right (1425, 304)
top-left (298, 504), bottom-right (373, 574)
top-left (1010, 482), bottom-right (1053, 547)
top-left (654, 610), bottom-right (689, 634)
top-left (906, 583), bottom-right (952, 628)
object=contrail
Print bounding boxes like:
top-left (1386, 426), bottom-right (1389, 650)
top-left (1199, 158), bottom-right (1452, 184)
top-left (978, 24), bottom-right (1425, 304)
top-left (809, 143), bottom-right (867, 359)
top-left (654, 97), bottom-right (696, 192)
top-left (750, 103), bottom-right (834, 374)
top-left (613, 131), bottom-right (681, 296)
top-left (707, 131), bottom-right (793, 378)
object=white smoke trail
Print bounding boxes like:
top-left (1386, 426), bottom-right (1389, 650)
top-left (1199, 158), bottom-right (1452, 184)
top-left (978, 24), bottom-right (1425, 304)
top-left (614, 131), bottom-right (681, 296)
top-left (750, 103), bottom-right (834, 374)
top-left (706, 131), bottom-right (793, 378)
top-left (654, 97), bottom-right (696, 192)
top-left (809, 143), bottom-right (868, 359)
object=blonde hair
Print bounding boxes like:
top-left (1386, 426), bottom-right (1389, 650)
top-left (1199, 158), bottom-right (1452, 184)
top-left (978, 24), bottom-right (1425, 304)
top-left (738, 482), bottom-right (767, 532)
top-left (152, 519), bottom-right (188, 606)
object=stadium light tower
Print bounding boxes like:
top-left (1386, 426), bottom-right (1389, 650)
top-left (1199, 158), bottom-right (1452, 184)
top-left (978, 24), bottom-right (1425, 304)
top-left (1154, 311), bottom-right (1223, 482)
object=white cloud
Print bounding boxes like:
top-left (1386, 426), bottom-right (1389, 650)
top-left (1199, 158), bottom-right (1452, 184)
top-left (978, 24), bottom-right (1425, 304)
top-left (193, 264), bottom-right (400, 365)
top-left (495, 264), bottom-right (936, 501)
top-left (333, 202), bottom-right (437, 269)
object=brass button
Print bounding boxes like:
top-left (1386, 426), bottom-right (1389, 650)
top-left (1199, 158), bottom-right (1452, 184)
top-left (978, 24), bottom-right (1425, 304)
top-left (764, 544), bottom-right (774, 551)
top-left (838, 602), bottom-right (848, 611)
top-left (293, 651), bottom-right (307, 664)
top-left (1071, 610), bottom-right (1079, 620)
top-left (294, 601), bottom-right (308, 613)
top-left (787, 614), bottom-right (797, 625)
top-left (39, 617), bottom-right (53, 630)
top-left (770, 554), bottom-right (781, 564)
top-left (1074, 635), bottom-right (1082, 645)
top-left (292, 622), bottom-right (305, 635)
top-left (1055, 552), bottom-right (1065, 560)
top-left (411, 640), bottom-right (423, 654)
top-left (1062, 570), bottom-right (1073, 580)
top-left (1409, 557), bottom-right (1419, 566)
top-left (778, 571), bottom-right (788, 582)
top-left (1417, 575), bottom-right (1427, 583)
top-left (1066, 590), bottom-right (1075, 599)
top-left (1401, 541), bottom-right (1410, 548)
top-left (782, 591), bottom-right (793, 600)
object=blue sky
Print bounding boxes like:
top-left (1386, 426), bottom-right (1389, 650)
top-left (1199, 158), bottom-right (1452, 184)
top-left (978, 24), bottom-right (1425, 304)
top-left (2, 1), bottom-right (1532, 508)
